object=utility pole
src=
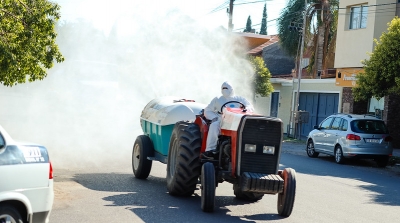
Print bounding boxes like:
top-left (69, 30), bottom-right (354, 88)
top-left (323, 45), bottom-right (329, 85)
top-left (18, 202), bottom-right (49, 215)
top-left (228, 0), bottom-right (234, 31)
top-left (292, 1), bottom-right (316, 139)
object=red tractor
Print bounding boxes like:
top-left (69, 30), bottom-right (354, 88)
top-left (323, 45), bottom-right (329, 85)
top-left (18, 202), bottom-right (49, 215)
top-left (133, 97), bottom-right (296, 216)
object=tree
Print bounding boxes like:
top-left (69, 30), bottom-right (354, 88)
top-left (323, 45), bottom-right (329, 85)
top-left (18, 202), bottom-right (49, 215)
top-left (353, 17), bottom-right (400, 101)
top-left (243, 16), bottom-right (252, 33)
top-left (0, 0), bottom-right (64, 86)
top-left (277, 0), bottom-right (338, 77)
top-left (259, 3), bottom-right (267, 35)
top-left (248, 56), bottom-right (273, 97)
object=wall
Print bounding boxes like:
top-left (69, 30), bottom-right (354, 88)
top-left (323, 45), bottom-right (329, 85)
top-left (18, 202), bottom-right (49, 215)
top-left (335, 0), bottom-right (396, 69)
top-left (383, 94), bottom-right (400, 148)
top-left (341, 87), bottom-right (368, 114)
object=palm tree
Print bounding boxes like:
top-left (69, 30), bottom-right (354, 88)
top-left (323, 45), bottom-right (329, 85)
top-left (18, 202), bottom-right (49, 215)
top-left (277, 0), bottom-right (339, 78)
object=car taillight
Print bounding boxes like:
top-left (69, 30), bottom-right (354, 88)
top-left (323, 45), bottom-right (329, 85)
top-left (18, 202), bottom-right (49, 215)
top-left (346, 134), bottom-right (361, 140)
top-left (385, 136), bottom-right (393, 142)
top-left (49, 161), bottom-right (53, 179)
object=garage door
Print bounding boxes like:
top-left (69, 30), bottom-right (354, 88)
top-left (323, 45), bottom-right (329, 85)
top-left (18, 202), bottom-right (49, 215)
top-left (298, 93), bottom-right (339, 138)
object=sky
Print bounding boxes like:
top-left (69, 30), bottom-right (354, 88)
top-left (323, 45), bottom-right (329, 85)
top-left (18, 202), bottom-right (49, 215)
top-left (54, 0), bottom-right (288, 35)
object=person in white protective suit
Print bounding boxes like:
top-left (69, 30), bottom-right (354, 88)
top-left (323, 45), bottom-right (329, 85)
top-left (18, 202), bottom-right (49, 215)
top-left (201, 81), bottom-right (254, 159)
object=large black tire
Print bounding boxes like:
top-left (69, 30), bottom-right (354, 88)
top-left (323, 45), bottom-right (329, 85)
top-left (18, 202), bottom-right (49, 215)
top-left (201, 162), bottom-right (216, 212)
top-left (166, 122), bottom-right (202, 196)
top-left (334, 145), bottom-right (345, 164)
top-left (0, 205), bottom-right (24, 223)
top-left (306, 140), bottom-right (319, 158)
top-left (132, 135), bottom-right (154, 179)
top-left (277, 168), bottom-right (296, 217)
top-left (233, 184), bottom-right (264, 201)
top-left (375, 156), bottom-right (389, 168)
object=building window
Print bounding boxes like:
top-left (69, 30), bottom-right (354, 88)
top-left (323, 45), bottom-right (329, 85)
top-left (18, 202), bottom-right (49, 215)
top-left (350, 5), bottom-right (368, 29)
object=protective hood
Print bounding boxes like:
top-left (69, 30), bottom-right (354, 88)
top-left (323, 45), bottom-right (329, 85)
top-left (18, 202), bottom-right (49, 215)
top-left (221, 81), bottom-right (234, 98)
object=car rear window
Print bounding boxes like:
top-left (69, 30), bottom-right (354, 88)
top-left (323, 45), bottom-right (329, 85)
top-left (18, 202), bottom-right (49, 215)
top-left (350, 120), bottom-right (389, 134)
top-left (0, 145), bottom-right (49, 166)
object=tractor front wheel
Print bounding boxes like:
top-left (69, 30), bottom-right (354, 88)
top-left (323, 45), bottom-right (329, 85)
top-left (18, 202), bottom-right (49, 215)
top-left (166, 122), bottom-right (202, 196)
top-left (277, 168), bottom-right (296, 217)
top-left (201, 162), bottom-right (216, 212)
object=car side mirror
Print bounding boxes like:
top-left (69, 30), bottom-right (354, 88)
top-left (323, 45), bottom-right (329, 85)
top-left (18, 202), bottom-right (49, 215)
top-left (313, 125), bottom-right (319, 130)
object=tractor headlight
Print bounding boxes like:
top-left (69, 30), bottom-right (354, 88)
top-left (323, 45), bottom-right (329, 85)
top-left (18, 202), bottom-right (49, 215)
top-left (244, 144), bottom-right (256, 153)
top-left (263, 146), bottom-right (275, 155)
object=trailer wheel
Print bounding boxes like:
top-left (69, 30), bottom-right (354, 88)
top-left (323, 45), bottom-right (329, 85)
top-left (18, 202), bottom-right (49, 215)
top-left (167, 122), bottom-right (202, 196)
top-left (0, 204), bottom-right (24, 223)
top-left (233, 184), bottom-right (264, 201)
top-left (201, 162), bottom-right (216, 212)
top-left (277, 168), bottom-right (296, 217)
top-left (132, 135), bottom-right (154, 179)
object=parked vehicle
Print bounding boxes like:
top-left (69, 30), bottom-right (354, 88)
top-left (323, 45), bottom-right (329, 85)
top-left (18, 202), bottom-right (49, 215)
top-left (306, 113), bottom-right (393, 167)
top-left (132, 97), bottom-right (296, 216)
top-left (0, 125), bottom-right (54, 223)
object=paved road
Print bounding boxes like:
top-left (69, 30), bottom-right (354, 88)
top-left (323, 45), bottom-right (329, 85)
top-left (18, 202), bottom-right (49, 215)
top-left (50, 142), bottom-right (400, 223)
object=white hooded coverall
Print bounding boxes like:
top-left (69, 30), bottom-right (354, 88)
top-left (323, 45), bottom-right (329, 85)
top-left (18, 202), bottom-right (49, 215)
top-left (204, 81), bottom-right (253, 152)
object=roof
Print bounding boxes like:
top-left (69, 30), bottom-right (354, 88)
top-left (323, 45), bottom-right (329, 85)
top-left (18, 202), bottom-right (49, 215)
top-left (234, 32), bottom-right (271, 54)
top-left (247, 35), bottom-right (279, 56)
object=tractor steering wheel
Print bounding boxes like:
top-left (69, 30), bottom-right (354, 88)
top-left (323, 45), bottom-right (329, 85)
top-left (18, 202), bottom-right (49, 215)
top-left (220, 101), bottom-right (246, 113)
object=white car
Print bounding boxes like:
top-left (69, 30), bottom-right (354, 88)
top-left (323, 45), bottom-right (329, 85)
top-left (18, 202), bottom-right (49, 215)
top-left (0, 125), bottom-right (54, 223)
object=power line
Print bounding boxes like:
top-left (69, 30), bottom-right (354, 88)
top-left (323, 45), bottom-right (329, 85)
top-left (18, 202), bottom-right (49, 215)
top-left (233, 18), bottom-right (277, 31)
top-left (234, 0), bottom-right (268, 6)
top-left (209, 1), bottom-right (230, 14)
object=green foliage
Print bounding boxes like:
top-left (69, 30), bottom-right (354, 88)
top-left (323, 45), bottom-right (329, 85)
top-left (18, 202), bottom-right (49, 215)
top-left (277, 0), bottom-right (306, 56)
top-left (243, 16), bottom-right (252, 32)
top-left (259, 4), bottom-right (267, 35)
top-left (277, 0), bottom-right (339, 61)
top-left (0, 0), bottom-right (64, 86)
top-left (248, 56), bottom-right (273, 97)
top-left (353, 17), bottom-right (400, 101)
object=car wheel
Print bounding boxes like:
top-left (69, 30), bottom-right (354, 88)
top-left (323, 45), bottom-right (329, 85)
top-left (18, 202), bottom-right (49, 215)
top-left (334, 146), bottom-right (345, 164)
top-left (132, 135), bottom-right (154, 179)
top-left (375, 156), bottom-right (389, 168)
top-left (0, 205), bottom-right (24, 223)
top-left (306, 140), bottom-right (319, 158)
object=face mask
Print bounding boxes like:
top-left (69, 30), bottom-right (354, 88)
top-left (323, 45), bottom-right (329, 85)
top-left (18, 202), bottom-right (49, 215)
top-left (221, 82), bottom-right (234, 98)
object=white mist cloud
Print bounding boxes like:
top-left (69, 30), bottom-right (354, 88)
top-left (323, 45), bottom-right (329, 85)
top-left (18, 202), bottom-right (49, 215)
top-left (0, 0), bottom-right (256, 169)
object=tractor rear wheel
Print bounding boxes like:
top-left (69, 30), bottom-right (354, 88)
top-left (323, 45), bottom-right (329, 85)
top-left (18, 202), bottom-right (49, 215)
top-left (277, 168), bottom-right (296, 217)
top-left (132, 135), bottom-right (154, 179)
top-left (167, 122), bottom-right (201, 196)
top-left (201, 162), bottom-right (216, 212)
top-left (233, 184), bottom-right (264, 202)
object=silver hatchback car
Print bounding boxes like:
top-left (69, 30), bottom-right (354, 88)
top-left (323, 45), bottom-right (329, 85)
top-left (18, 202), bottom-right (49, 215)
top-left (306, 114), bottom-right (393, 167)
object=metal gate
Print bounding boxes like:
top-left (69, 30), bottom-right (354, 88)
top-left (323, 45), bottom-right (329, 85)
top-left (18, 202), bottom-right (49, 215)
top-left (298, 93), bottom-right (339, 138)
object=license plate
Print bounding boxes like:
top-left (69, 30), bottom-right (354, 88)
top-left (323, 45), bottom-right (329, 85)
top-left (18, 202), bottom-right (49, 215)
top-left (366, 139), bottom-right (380, 143)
